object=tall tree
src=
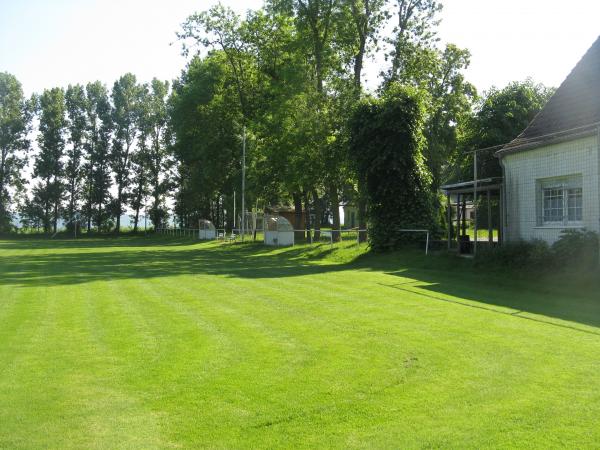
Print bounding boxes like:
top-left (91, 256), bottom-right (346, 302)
top-left (129, 90), bottom-right (150, 233)
top-left (179, 4), bottom-right (255, 120)
top-left (34, 87), bottom-right (66, 233)
top-left (458, 79), bottom-right (554, 180)
top-left (422, 44), bottom-right (476, 190)
top-left (0, 72), bottom-right (32, 232)
top-left (170, 54), bottom-right (243, 228)
top-left (111, 73), bottom-right (141, 233)
top-left (83, 81), bottom-right (113, 231)
top-left (338, 0), bottom-right (388, 90)
top-left (64, 84), bottom-right (87, 228)
top-left (294, 0), bottom-right (344, 239)
top-left (147, 78), bottom-right (173, 229)
top-left (385, 0), bottom-right (442, 84)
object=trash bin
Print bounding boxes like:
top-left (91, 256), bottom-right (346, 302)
top-left (459, 235), bottom-right (472, 254)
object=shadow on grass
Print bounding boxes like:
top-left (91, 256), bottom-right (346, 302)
top-left (1, 236), bottom-right (599, 330)
top-left (0, 237), bottom-right (356, 288)
top-left (382, 266), bottom-right (600, 331)
top-left (0, 235), bottom-right (194, 250)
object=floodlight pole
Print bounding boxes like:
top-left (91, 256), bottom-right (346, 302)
top-left (241, 126), bottom-right (246, 242)
top-left (233, 190), bottom-right (236, 231)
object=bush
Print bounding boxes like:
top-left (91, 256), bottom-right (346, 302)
top-left (476, 229), bottom-right (599, 272)
top-left (477, 239), bottom-right (552, 271)
top-left (552, 229), bottom-right (599, 268)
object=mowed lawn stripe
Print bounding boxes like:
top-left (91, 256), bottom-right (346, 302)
top-left (1, 237), bottom-right (600, 448)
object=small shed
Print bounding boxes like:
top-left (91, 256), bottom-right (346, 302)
top-left (264, 215), bottom-right (294, 246)
top-left (265, 206), bottom-right (306, 230)
top-left (198, 219), bottom-right (216, 240)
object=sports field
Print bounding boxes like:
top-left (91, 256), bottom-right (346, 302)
top-left (1, 237), bottom-right (600, 448)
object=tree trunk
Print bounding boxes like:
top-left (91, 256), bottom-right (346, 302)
top-left (357, 179), bottom-right (368, 243)
top-left (67, 179), bottom-right (75, 233)
top-left (312, 189), bottom-right (322, 241)
top-left (115, 185), bottom-right (122, 234)
top-left (53, 200), bottom-right (58, 234)
top-left (293, 192), bottom-right (304, 242)
top-left (43, 178), bottom-right (51, 234)
top-left (0, 151), bottom-right (6, 230)
top-left (304, 191), bottom-right (312, 243)
top-left (328, 183), bottom-right (341, 242)
top-left (133, 208), bottom-right (139, 233)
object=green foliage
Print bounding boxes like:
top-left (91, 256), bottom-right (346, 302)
top-left (477, 230), bottom-right (599, 271)
top-left (349, 84), bottom-right (436, 251)
top-left (385, 0), bottom-right (443, 84)
top-left (83, 81), bottom-right (113, 231)
top-left (477, 239), bottom-right (551, 271)
top-left (0, 72), bottom-right (32, 231)
top-left (64, 84), bottom-right (87, 227)
top-left (111, 73), bottom-right (144, 232)
top-left (551, 229), bottom-right (599, 268)
top-left (169, 54), bottom-right (243, 226)
top-left (136, 78), bottom-right (172, 229)
top-left (456, 79), bottom-right (554, 180)
top-left (33, 87), bottom-right (67, 233)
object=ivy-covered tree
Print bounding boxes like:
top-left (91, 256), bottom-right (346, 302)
top-left (0, 73), bottom-right (32, 231)
top-left (349, 84), bottom-right (436, 251)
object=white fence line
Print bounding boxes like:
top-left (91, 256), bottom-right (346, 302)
top-left (155, 227), bottom-right (429, 254)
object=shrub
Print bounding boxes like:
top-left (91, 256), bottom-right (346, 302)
top-left (476, 239), bottom-right (552, 271)
top-left (551, 229), bottom-right (599, 269)
top-left (476, 230), bottom-right (600, 272)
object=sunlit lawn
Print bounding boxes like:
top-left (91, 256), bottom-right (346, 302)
top-left (1, 236), bottom-right (600, 448)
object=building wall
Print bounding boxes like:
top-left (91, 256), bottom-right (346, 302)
top-left (343, 206), bottom-right (358, 228)
top-left (502, 134), bottom-right (600, 244)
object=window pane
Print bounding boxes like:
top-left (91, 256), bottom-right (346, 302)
top-left (568, 188), bottom-right (583, 221)
top-left (543, 188), bottom-right (563, 222)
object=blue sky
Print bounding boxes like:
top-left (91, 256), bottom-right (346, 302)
top-left (1, 0), bottom-right (599, 95)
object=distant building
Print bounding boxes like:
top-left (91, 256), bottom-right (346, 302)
top-left (342, 203), bottom-right (358, 228)
top-left (265, 206), bottom-right (305, 230)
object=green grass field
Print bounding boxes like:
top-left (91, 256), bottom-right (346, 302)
top-left (1, 236), bottom-right (600, 448)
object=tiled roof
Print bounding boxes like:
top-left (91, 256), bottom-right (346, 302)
top-left (498, 36), bottom-right (600, 156)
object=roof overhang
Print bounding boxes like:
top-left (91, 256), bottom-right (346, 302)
top-left (496, 123), bottom-right (600, 158)
top-left (441, 178), bottom-right (503, 195)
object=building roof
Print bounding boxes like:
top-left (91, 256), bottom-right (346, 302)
top-left (441, 177), bottom-right (503, 195)
top-left (497, 35), bottom-right (600, 156)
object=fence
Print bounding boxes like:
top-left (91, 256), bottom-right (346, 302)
top-left (155, 227), bottom-right (430, 254)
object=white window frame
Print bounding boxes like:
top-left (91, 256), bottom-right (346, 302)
top-left (538, 175), bottom-right (583, 227)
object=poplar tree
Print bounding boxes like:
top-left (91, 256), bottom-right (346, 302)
top-left (34, 87), bottom-right (66, 233)
top-left (111, 73), bottom-right (142, 233)
top-left (0, 72), bottom-right (32, 232)
top-left (84, 81), bottom-right (113, 231)
top-left (64, 84), bottom-right (87, 229)
top-left (147, 78), bottom-right (172, 229)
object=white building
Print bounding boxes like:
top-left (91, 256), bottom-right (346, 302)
top-left (497, 36), bottom-right (600, 244)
